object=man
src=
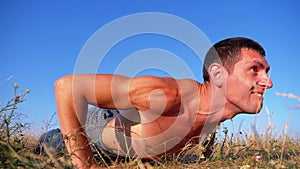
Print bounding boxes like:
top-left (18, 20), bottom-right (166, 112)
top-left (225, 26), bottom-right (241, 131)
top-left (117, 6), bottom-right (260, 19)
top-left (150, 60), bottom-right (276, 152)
top-left (55, 37), bottom-right (273, 168)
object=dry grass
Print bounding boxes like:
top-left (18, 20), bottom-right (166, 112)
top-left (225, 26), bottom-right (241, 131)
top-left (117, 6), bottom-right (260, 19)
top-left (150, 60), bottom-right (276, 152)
top-left (1, 86), bottom-right (299, 168)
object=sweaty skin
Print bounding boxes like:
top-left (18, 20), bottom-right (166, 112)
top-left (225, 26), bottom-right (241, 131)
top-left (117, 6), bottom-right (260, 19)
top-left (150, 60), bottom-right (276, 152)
top-left (55, 48), bottom-right (273, 168)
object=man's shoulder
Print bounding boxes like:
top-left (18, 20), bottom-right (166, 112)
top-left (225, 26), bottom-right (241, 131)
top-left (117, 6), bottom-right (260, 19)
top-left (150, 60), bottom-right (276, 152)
top-left (177, 78), bottom-right (200, 88)
top-left (176, 78), bottom-right (200, 96)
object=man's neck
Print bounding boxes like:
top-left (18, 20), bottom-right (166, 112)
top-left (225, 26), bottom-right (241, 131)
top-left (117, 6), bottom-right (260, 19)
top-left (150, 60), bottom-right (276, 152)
top-left (197, 82), bottom-right (240, 123)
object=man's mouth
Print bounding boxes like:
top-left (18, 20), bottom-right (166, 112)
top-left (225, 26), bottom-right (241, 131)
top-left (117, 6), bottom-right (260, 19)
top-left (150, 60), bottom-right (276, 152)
top-left (253, 93), bottom-right (263, 97)
top-left (251, 91), bottom-right (264, 98)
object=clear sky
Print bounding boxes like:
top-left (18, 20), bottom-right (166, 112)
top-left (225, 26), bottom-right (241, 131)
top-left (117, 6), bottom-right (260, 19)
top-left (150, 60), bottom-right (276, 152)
top-left (1, 1), bottom-right (299, 137)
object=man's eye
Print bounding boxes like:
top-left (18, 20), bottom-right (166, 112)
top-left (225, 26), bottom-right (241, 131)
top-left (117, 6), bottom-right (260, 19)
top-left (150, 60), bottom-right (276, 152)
top-left (251, 66), bottom-right (258, 72)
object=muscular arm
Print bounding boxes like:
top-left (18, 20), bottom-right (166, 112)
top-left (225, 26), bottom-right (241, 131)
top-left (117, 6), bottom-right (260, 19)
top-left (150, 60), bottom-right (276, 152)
top-left (55, 74), bottom-right (132, 168)
top-left (54, 74), bottom-right (182, 168)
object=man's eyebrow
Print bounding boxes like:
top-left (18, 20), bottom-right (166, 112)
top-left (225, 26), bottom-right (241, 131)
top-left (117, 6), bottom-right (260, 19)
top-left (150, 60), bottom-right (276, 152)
top-left (253, 60), bottom-right (270, 72)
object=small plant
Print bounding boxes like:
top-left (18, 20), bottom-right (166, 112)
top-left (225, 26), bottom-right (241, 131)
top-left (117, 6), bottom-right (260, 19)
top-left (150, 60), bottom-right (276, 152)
top-left (0, 83), bottom-right (72, 168)
top-left (0, 83), bottom-right (31, 167)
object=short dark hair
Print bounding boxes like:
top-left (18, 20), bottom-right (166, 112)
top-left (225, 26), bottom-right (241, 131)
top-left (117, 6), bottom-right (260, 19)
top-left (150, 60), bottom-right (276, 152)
top-left (203, 37), bottom-right (265, 82)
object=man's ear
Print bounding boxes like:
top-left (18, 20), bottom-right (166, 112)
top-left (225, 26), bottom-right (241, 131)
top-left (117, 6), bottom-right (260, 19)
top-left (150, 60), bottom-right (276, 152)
top-left (208, 63), bottom-right (226, 87)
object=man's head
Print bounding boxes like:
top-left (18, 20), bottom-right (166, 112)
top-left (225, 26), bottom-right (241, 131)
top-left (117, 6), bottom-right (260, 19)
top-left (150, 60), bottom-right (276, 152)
top-left (203, 37), bottom-right (273, 115)
top-left (203, 37), bottom-right (266, 82)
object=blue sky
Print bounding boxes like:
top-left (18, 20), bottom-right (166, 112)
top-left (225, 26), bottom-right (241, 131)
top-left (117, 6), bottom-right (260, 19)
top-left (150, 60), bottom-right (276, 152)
top-left (1, 1), bottom-right (299, 136)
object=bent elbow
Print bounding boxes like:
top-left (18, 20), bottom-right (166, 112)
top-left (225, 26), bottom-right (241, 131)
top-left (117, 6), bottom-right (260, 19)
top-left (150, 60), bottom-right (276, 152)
top-left (54, 75), bottom-right (73, 96)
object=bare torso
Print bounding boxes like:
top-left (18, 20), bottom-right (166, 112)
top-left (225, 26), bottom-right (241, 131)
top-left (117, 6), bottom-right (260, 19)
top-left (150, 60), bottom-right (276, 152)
top-left (102, 80), bottom-right (209, 158)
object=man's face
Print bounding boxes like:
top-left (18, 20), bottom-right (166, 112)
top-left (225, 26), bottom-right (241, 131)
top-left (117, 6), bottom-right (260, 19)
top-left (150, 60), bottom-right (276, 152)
top-left (225, 48), bottom-right (273, 114)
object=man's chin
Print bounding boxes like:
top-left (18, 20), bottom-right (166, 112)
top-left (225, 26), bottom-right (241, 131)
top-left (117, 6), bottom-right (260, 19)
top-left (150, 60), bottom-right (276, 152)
top-left (256, 101), bottom-right (263, 113)
top-left (242, 106), bottom-right (263, 114)
top-left (248, 101), bottom-right (263, 114)
top-left (241, 111), bottom-right (259, 115)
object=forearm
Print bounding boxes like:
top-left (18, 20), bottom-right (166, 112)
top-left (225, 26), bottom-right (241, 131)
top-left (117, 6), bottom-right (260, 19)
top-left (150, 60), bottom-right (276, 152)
top-left (58, 110), bottom-right (94, 168)
top-left (62, 124), bottom-right (95, 168)
top-left (55, 76), bottom-right (96, 168)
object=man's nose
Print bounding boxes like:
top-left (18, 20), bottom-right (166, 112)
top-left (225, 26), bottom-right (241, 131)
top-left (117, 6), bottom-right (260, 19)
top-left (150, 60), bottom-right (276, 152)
top-left (258, 74), bottom-right (273, 89)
